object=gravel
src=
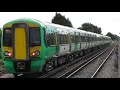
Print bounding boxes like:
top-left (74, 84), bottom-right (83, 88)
top-left (0, 74), bottom-right (15, 78)
top-left (0, 62), bottom-right (14, 78)
top-left (96, 46), bottom-right (118, 78)
top-left (70, 43), bottom-right (117, 78)
top-left (48, 46), bottom-right (107, 78)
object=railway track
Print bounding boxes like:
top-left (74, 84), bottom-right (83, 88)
top-left (0, 70), bottom-right (7, 77)
top-left (57, 43), bottom-right (116, 78)
top-left (0, 44), bottom-right (115, 78)
top-left (0, 62), bottom-right (8, 78)
top-left (91, 45), bottom-right (116, 78)
top-left (38, 44), bottom-right (113, 78)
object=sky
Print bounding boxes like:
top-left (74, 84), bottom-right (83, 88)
top-left (0, 12), bottom-right (120, 36)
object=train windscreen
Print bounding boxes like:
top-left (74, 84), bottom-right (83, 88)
top-left (3, 28), bottom-right (12, 47)
top-left (29, 27), bottom-right (41, 46)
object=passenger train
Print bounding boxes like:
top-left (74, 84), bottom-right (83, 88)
top-left (1, 18), bottom-right (112, 76)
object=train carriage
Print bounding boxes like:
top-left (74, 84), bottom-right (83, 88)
top-left (1, 18), bottom-right (112, 75)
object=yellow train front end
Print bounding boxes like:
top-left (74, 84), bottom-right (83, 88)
top-left (2, 19), bottom-right (45, 75)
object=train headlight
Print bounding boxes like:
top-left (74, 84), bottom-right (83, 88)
top-left (4, 51), bottom-right (9, 56)
top-left (4, 51), bottom-right (12, 57)
top-left (8, 52), bottom-right (12, 57)
top-left (32, 52), bottom-right (36, 56)
top-left (35, 50), bottom-right (40, 56)
top-left (32, 50), bottom-right (40, 57)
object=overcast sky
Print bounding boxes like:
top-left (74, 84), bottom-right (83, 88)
top-left (0, 12), bottom-right (120, 36)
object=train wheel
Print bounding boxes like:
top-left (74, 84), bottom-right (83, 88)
top-left (80, 51), bottom-right (83, 56)
top-left (45, 60), bottom-right (54, 72)
top-left (68, 55), bottom-right (74, 62)
top-left (13, 73), bottom-right (19, 78)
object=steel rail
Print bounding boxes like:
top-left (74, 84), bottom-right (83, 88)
top-left (0, 70), bottom-right (7, 76)
top-left (91, 44), bottom-right (117, 78)
top-left (58, 44), bottom-right (114, 78)
top-left (38, 46), bottom-right (108, 78)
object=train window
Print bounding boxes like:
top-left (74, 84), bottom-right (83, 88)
top-left (93, 36), bottom-right (94, 41)
top-left (63, 34), bottom-right (65, 44)
top-left (58, 34), bottom-right (63, 45)
top-left (62, 34), bottom-right (64, 44)
top-left (87, 36), bottom-right (90, 42)
top-left (75, 35), bottom-right (77, 43)
top-left (66, 35), bottom-right (69, 44)
top-left (94, 37), bottom-right (95, 41)
top-left (50, 33), bottom-right (55, 45)
top-left (59, 34), bottom-right (68, 44)
top-left (81, 36), bottom-right (83, 42)
top-left (88, 35), bottom-right (90, 42)
top-left (91, 36), bottom-right (92, 41)
top-left (88, 36), bottom-right (90, 42)
top-left (94, 36), bottom-right (96, 41)
top-left (29, 27), bottom-right (41, 46)
top-left (84, 36), bottom-right (86, 42)
top-left (86, 36), bottom-right (89, 42)
top-left (58, 34), bottom-right (61, 44)
top-left (46, 33), bottom-right (55, 46)
top-left (59, 34), bottom-right (63, 44)
top-left (96, 37), bottom-right (98, 41)
top-left (93, 36), bottom-right (95, 41)
top-left (71, 35), bottom-right (75, 43)
top-left (68, 34), bottom-right (71, 44)
top-left (81, 36), bottom-right (86, 42)
top-left (98, 37), bottom-right (100, 41)
top-left (64, 35), bottom-right (67, 44)
top-left (91, 37), bottom-right (93, 41)
top-left (3, 28), bottom-right (12, 46)
top-left (89, 35), bottom-right (92, 42)
top-left (75, 35), bottom-right (79, 43)
top-left (95, 36), bottom-right (97, 41)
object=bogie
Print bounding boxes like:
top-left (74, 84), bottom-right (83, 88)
top-left (44, 60), bottom-right (54, 72)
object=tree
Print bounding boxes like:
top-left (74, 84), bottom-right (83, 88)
top-left (52, 12), bottom-right (73, 27)
top-left (78, 22), bottom-right (102, 34)
top-left (106, 32), bottom-right (118, 41)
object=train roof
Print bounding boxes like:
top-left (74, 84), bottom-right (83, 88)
top-left (29, 18), bottom-right (112, 39)
top-left (3, 18), bottom-right (111, 39)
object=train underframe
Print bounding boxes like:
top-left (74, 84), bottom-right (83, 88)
top-left (43, 43), bottom-right (110, 72)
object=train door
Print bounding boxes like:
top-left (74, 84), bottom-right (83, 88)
top-left (85, 33), bottom-right (88, 49)
top-left (45, 27), bottom-right (56, 58)
top-left (90, 34), bottom-right (91, 48)
top-left (13, 24), bottom-right (29, 61)
top-left (68, 33), bottom-right (72, 52)
top-left (75, 32), bottom-right (80, 51)
top-left (55, 32), bottom-right (59, 56)
top-left (79, 32), bottom-right (81, 50)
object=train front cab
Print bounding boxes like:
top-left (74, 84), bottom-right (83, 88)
top-left (2, 22), bottom-right (45, 74)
